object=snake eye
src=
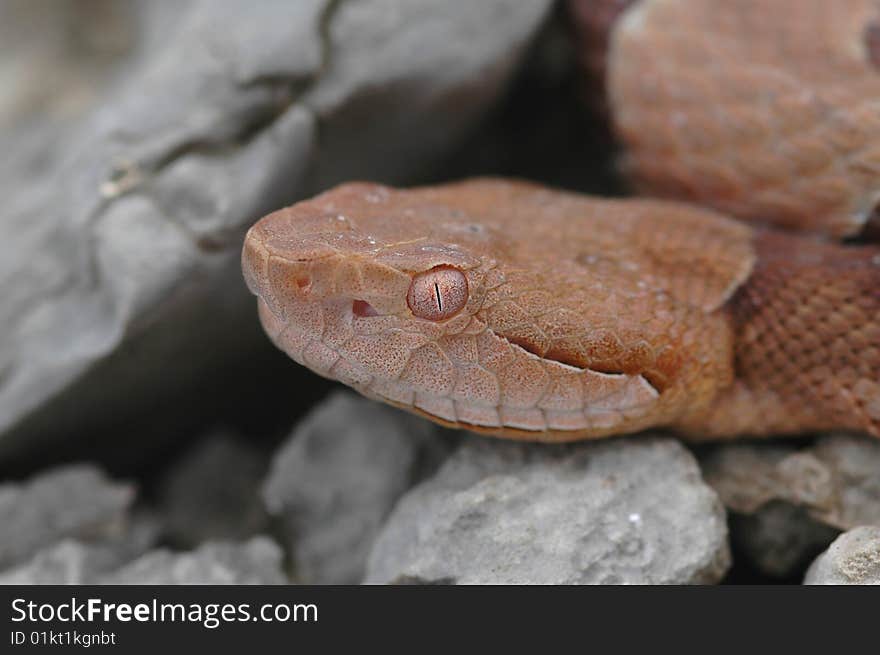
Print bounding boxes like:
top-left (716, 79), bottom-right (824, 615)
top-left (407, 266), bottom-right (468, 321)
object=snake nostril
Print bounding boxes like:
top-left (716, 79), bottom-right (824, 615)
top-left (352, 299), bottom-right (379, 318)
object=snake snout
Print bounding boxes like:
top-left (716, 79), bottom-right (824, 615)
top-left (241, 221), bottom-right (342, 316)
top-left (241, 225), bottom-right (269, 300)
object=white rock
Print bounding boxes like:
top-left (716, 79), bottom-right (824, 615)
top-left (262, 391), bottom-right (449, 584)
top-left (0, 0), bottom-right (552, 456)
top-left (804, 526), bottom-right (880, 585)
top-left (0, 463), bottom-right (134, 570)
top-left (0, 516), bottom-right (158, 585)
top-left (366, 436), bottom-right (730, 584)
top-left (700, 434), bottom-right (880, 578)
top-left (100, 537), bottom-right (286, 585)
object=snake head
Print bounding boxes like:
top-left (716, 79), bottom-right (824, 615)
top-left (243, 180), bottom-right (743, 441)
top-left (242, 182), bottom-right (492, 413)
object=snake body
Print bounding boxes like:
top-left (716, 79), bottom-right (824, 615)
top-left (585, 0), bottom-right (880, 238)
top-left (242, 0), bottom-right (880, 442)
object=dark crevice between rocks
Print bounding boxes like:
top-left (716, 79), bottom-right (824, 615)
top-left (721, 511), bottom-right (836, 586)
top-left (422, 1), bottom-right (626, 197)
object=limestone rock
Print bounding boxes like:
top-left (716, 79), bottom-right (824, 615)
top-left (804, 526), bottom-right (880, 585)
top-left (0, 541), bottom-right (129, 585)
top-left (0, 463), bottom-right (134, 570)
top-left (700, 434), bottom-right (880, 578)
top-left (366, 436), bottom-right (730, 584)
top-left (100, 536), bottom-right (286, 584)
top-left (262, 391), bottom-right (450, 584)
top-left (0, 515), bottom-right (158, 584)
top-left (0, 0), bottom-right (552, 458)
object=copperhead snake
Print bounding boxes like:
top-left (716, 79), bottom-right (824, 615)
top-left (242, 0), bottom-right (880, 442)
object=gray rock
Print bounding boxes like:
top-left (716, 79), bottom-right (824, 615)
top-left (100, 536), bottom-right (286, 584)
top-left (701, 441), bottom-right (835, 519)
top-left (0, 0), bottom-right (552, 458)
top-left (0, 0), bottom-right (135, 130)
top-left (804, 526), bottom-right (880, 585)
top-left (0, 514), bottom-right (158, 585)
top-left (809, 435), bottom-right (880, 528)
top-left (262, 391), bottom-right (450, 584)
top-left (0, 463), bottom-right (134, 570)
top-left (699, 434), bottom-right (880, 578)
top-left (365, 436), bottom-right (730, 584)
top-left (157, 431), bottom-right (268, 547)
top-left (0, 541), bottom-right (129, 585)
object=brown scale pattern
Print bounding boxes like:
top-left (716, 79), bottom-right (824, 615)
top-left (587, 0), bottom-right (880, 238)
top-left (684, 232), bottom-right (880, 438)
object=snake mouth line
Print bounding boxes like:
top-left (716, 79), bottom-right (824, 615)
top-left (504, 334), bottom-right (662, 395)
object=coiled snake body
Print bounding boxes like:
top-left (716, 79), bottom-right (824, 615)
top-left (242, 0), bottom-right (880, 442)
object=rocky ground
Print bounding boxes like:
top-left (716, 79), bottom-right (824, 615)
top-left (1, 1), bottom-right (877, 585)
top-left (3, 390), bottom-right (879, 584)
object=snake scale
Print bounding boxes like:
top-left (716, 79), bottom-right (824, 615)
top-left (242, 0), bottom-right (880, 442)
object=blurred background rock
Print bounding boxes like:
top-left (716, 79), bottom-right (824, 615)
top-left (0, 0), bottom-right (567, 473)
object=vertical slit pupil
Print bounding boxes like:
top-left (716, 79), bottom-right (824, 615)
top-left (434, 282), bottom-right (442, 311)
